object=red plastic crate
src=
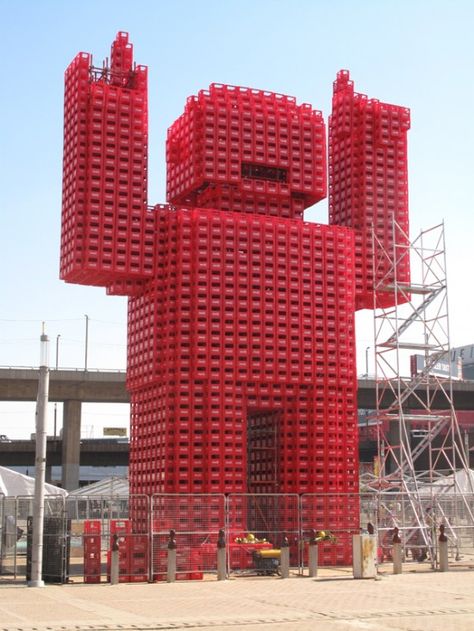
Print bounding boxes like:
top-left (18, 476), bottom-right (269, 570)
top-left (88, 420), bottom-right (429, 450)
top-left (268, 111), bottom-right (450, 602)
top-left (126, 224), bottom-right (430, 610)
top-left (84, 520), bottom-right (101, 535)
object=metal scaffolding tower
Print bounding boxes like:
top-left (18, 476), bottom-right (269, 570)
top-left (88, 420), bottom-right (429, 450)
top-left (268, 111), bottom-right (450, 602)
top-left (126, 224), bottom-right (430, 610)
top-left (372, 221), bottom-right (474, 563)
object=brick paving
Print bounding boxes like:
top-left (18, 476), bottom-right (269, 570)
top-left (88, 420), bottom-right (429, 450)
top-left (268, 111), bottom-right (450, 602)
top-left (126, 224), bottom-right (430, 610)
top-left (0, 569), bottom-right (474, 630)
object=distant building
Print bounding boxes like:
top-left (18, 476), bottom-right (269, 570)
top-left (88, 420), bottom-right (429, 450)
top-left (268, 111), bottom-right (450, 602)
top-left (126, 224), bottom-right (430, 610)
top-left (409, 344), bottom-right (474, 381)
top-left (451, 345), bottom-right (474, 381)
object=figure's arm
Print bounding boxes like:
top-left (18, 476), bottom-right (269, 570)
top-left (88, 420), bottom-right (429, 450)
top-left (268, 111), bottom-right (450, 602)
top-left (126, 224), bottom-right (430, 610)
top-left (60, 32), bottom-right (155, 291)
top-left (329, 70), bottom-right (410, 310)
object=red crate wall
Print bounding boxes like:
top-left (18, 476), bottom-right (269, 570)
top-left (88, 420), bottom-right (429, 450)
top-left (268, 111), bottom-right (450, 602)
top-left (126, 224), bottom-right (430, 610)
top-left (106, 204), bottom-right (169, 296)
top-left (301, 494), bottom-right (360, 565)
top-left (328, 70), bottom-right (410, 309)
top-left (128, 208), bottom-right (359, 501)
top-left (194, 184), bottom-right (307, 219)
top-left (61, 32), bottom-right (152, 287)
top-left (166, 83), bottom-right (326, 215)
top-left (61, 51), bottom-right (91, 283)
top-left (105, 521), bottom-right (148, 582)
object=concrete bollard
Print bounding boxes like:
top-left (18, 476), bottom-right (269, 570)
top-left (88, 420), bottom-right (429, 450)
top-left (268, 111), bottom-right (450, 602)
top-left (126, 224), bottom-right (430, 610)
top-left (280, 535), bottom-right (290, 578)
top-left (308, 529), bottom-right (318, 578)
top-left (167, 529), bottom-right (177, 583)
top-left (392, 543), bottom-right (402, 574)
top-left (353, 530), bottom-right (377, 579)
top-left (217, 528), bottom-right (226, 581)
top-left (110, 533), bottom-right (119, 585)
top-left (392, 527), bottom-right (402, 575)
top-left (438, 524), bottom-right (449, 572)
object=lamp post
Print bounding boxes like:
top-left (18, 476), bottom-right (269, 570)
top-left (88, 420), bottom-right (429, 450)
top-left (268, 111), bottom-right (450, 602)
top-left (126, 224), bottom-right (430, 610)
top-left (365, 346), bottom-right (370, 379)
top-left (29, 326), bottom-right (50, 588)
top-left (55, 334), bottom-right (61, 370)
top-left (53, 335), bottom-right (60, 439)
top-left (84, 314), bottom-right (89, 371)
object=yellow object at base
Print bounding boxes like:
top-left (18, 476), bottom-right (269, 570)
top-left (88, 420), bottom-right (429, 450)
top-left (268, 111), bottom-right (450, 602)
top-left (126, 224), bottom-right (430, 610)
top-left (255, 549), bottom-right (281, 559)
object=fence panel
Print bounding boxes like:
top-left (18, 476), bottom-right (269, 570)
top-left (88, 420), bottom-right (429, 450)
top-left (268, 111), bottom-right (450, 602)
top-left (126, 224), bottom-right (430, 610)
top-left (434, 492), bottom-right (474, 562)
top-left (301, 493), bottom-right (361, 565)
top-left (0, 495), bottom-right (66, 581)
top-left (65, 494), bottom-right (150, 583)
top-left (0, 496), bottom-right (24, 579)
top-left (226, 493), bottom-right (300, 573)
top-left (374, 491), bottom-right (474, 567)
top-left (151, 494), bottom-right (225, 580)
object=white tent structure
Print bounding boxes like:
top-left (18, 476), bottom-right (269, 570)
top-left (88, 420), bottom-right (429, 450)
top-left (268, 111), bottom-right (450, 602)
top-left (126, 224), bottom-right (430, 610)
top-left (418, 469), bottom-right (474, 496)
top-left (66, 477), bottom-right (129, 521)
top-left (68, 476), bottom-right (128, 497)
top-left (0, 466), bottom-right (67, 497)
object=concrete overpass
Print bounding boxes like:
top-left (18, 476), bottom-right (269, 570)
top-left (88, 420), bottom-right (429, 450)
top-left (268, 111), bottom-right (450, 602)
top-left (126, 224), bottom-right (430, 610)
top-left (357, 378), bottom-right (474, 411)
top-left (0, 368), bottom-right (128, 490)
top-left (3, 368), bottom-right (474, 408)
top-left (0, 368), bottom-right (128, 403)
top-left (2, 368), bottom-right (474, 490)
top-left (0, 438), bottom-right (129, 481)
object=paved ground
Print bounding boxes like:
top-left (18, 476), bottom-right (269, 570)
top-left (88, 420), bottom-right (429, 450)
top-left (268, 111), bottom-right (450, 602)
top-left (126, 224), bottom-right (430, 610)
top-left (1, 567), bottom-right (474, 631)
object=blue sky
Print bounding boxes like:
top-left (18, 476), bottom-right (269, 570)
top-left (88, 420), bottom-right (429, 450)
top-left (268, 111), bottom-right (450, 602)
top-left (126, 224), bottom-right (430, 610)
top-left (1, 0), bottom-right (474, 438)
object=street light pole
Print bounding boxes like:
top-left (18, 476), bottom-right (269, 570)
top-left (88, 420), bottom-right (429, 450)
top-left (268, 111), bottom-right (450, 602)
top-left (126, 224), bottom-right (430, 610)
top-left (84, 314), bottom-right (89, 371)
top-left (365, 346), bottom-right (370, 379)
top-left (29, 326), bottom-right (50, 588)
top-left (55, 334), bottom-right (61, 370)
top-left (53, 335), bottom-right (60, 439)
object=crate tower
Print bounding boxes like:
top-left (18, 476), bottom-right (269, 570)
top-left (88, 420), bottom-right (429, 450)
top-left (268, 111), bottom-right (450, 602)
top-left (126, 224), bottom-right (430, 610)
top-left (61, 33), bottom-right (410, 561)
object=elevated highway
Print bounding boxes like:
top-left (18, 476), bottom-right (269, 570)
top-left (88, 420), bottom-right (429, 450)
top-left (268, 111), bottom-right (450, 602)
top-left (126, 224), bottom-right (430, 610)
top-left (2, 368), bottom-right (474, 489)
top-left (0, 368), bottom-right (128, 403)
top-left (3, 368), bottom-right (474, 408)
top-left (0, 438), bottom-right (129, 468)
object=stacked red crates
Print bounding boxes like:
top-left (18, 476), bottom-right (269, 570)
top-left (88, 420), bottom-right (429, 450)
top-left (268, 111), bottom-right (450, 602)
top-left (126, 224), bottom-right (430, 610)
top-left (166, 84), bottom-right (326, 218)
top-left (328, 70), bottom-right (411, 309)
top-left (126, 207), bottom-right (359, 563)
top-left (128, 534), bottom-right (149, 582)
top-left (61, 32), bottom-right (153, 287)
top-left (127, 209), bottom-right (358, 496)
top-left (106, 519), bottom-right (130, 582)
top-left (61, 34), bottom-right (413, 567)
top-left (83, 519), bottom-right (102, 583)
top-left (106, 519), bottom-right (148, 582)
top-left (151, 494), bottom-right (222, 580)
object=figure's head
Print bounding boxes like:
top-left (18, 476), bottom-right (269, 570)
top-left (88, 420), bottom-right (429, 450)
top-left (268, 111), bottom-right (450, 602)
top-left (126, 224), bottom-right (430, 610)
top-left (166, 84), bottom-right (326, 219)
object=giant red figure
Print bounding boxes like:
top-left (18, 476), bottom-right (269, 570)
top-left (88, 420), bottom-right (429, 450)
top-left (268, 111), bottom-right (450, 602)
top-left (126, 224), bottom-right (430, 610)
top-left (61, 33), bottom-right (410, 561)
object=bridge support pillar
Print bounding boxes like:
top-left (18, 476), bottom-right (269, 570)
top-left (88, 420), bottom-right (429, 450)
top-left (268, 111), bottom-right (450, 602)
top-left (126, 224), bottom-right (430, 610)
top-left (62, 400), bottom-right (81, 490)
top-left (387, 419), bottom-right (412, 474)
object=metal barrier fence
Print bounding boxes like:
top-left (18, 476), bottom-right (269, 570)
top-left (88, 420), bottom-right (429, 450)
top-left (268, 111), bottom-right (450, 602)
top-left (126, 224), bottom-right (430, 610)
top-left (151, 494), bottom-right (225, 580)
top-left (0, 495), bottom-right (67, 580)
top-left (1, 491), bottom-right (473, 582)
top-left (227, 494), bottom-right (300, 572)
top-left (373, 491), bottom-right (474, 567)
